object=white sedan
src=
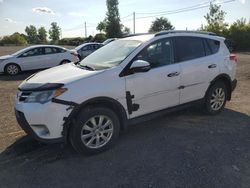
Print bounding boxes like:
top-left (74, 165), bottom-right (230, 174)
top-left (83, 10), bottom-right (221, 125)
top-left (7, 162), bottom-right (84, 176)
top-left (0, 45), bottom-right (79, 75)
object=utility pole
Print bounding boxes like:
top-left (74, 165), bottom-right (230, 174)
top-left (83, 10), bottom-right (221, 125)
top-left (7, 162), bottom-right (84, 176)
top-left (133, 12), bottom-right (135, 34)
top-left (84, 21), bottom-right (87, 38)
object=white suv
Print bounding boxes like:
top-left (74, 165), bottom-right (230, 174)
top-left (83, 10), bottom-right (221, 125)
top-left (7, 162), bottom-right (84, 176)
top-left (15, 31), bottom-right (237, 154)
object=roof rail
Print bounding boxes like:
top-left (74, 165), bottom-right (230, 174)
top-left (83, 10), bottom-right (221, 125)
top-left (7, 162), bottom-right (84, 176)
top-left (122, 33), bottom-right (152, 38)
top-left (155, 30), bottom-right (217, 37)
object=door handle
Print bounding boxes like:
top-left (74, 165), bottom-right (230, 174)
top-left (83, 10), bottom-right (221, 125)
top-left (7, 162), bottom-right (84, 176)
top-left (208, 64), bottom-right (217, 69)
top-left (167, 72), bottom-right (180, 77)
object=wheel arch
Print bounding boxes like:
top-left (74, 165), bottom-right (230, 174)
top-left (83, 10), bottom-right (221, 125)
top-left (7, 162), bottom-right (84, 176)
top-left (207, 74), bottom-right (233, 100)
top-left (65, 97), bottom-right (128, 137)
top-left (4, 63), bottom-right (22, 73)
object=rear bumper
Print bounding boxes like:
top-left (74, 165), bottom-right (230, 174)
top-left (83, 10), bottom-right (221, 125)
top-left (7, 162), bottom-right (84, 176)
top-left (231, 79), bottom-right (237, 92)
top-left (15, 109), bottom-right (63, 143)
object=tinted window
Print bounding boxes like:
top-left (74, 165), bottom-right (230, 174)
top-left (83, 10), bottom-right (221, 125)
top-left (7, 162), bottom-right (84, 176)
top-left (135, 38), bottom-right (173, 68)
top-left (206, 39), bottom-right (220, 54)
top-left (82, 45), bottom-right (92, 51)
top-left (174, 37), bottom-right (205, 62)
top-left (44, 47), bottom-right (57, 54)
top-left (204, 39), bottom-right (212, 56)
top-left (56, 47), bottom-right (66, 53)
top-left (21, 48), bottom-right (43, 57)
top-left (95, 44), bottom-right (101, 49)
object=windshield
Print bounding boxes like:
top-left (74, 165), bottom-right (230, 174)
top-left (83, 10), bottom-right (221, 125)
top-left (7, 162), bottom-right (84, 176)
top-left (79, 40), bottom-right (142, 70)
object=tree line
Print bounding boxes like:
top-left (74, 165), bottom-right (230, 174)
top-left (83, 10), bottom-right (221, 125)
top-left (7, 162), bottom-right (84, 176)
top-left (0, 1), bottom-right (249, 51)
top-left (0, 22), bottom-right (61, 46)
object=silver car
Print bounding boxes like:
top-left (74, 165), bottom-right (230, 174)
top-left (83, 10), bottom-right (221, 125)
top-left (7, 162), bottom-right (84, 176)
top-left (75, 42), bottom-right (103, 60)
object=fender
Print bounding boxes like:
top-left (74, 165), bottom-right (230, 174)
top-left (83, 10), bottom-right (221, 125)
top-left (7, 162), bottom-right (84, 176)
top-left (59, 97), bottom-right (128, 143)
top-left (206, 74), bottom-right (233, 100)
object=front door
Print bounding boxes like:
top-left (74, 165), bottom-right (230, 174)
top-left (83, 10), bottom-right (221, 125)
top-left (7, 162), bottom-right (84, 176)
top-left (17, 47), bottom-right (45, 70)
top-left (125, 38), bottom-right (181, 118)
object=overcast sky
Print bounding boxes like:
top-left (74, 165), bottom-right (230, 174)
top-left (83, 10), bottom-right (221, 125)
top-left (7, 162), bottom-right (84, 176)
top-left (0, 0), bottom-right (249, 38)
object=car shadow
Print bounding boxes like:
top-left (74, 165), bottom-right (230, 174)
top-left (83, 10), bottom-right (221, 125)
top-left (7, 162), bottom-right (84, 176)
top-left (0, 108), bottom-right (250, 187)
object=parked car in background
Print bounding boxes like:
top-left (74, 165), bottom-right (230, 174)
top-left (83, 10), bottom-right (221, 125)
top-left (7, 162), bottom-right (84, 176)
top-left (102, 38), bottom-right (117, 45)
top-left (15, 31), bottom-right (237, 154)
top-left (75, 42), bottom-right (103, 60)
top-left (0, 45), bottom-right (79, 75)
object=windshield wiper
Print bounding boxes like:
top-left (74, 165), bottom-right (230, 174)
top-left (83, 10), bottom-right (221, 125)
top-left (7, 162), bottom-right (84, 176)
top-left (75, 63), bottom-right (95, 71)
top-left (81, 65), bottom-right (95, 71)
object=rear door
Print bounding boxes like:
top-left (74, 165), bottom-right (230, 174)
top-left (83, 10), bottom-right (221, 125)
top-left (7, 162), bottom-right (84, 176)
top-left (174, 36), bottom-right (220, 104)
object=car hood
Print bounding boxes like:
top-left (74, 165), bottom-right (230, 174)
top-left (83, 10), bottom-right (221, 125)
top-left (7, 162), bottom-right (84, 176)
top-left (0, 55), bottom-right (13, 60)
top-left (19, 63), bottom-right (103, 91)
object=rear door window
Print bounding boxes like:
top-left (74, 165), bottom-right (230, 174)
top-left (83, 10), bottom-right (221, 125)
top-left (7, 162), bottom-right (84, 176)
top-left (44, 47), bottom-right (57, 54)
top-left (174, 37), bottom-right (205, 62)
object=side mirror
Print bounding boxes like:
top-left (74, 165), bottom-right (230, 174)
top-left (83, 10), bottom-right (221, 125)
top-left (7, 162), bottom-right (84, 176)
top-left (130, 60), bottom-right (151, 73)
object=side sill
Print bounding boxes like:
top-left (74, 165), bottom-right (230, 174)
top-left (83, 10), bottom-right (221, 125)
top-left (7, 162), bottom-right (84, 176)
top-left (126, 99), bottom-right (203, 126)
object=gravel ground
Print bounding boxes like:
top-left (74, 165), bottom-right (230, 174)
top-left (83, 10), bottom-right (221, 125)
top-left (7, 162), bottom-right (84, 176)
top-left (0, 47), bottom-right (249, 188)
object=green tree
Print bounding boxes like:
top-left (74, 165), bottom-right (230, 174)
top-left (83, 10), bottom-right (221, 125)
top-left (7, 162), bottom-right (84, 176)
top-left (93, 33), bottom-right (107, 42)
top-left (25, 25), bottom-right (38, 44)
top-left (1, 32), bottom-right (28, 45)
top-left (228, 18), bottom-right (250, 51)
top-left (149, 17), bottom-right (174, 32)
top-left (123, 26), bottom-right (131, 35)
top-left (38, 27), bottom-right (47, 44)
top-left (96, 21), bottom-right (107, 33)
top-left (49, 22), bottom-right (61, 43)
top-left (201, 3), bottom-right (228, 34)
top-left (98, 0), bottom-right (123, 38)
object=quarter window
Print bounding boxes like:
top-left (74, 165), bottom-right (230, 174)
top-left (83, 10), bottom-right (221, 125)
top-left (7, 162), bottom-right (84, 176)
top-left (135, 39), bottom-right (174, 68)
top-left (206, 39), bottom-right (220, 54)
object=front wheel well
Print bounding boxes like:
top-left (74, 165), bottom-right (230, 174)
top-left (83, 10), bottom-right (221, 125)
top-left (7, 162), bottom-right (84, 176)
top-left (4, 63), bottom-right (21, 71)
top-left (66, 97), bottom-right (128, 138)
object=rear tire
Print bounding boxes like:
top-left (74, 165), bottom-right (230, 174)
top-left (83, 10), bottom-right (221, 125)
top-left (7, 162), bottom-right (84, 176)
top-left (70, 106), bottom-right (120, 155)
top-left (204, 81), bottom-right (227, 115)
top-left (4, 63), bottom-right (21, 75)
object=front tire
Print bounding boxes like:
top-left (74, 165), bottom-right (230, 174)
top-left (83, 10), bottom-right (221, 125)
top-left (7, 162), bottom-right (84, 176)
top-left (204, 81), bottom-right (227, 115)
top-left (5, 63), bottom-right (20, 75)
top-left (70, 107), bottom-right (120, 155)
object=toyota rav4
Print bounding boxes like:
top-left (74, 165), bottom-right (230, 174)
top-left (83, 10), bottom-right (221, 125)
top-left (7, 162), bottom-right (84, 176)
top-left (15, 31), bottom-right (237, 154)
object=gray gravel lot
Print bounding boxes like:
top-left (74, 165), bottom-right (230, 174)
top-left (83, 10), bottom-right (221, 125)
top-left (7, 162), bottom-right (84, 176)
top-left (0, 49), bottom-right (249, 188)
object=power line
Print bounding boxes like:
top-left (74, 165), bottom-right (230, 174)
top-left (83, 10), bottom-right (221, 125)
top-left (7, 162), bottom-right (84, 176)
top-left (136, 0), bottom-right (214, 15)
top-left (121, 13), bottom-right (133, 20)
top-left (122, 0), bottom-right (235, 22)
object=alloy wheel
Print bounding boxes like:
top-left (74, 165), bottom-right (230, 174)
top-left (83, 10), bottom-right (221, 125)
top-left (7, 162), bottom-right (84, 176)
top-left (81, 115), bottom-right (114, 149)
top-left (7, 65), bottom-right (19, 75)
top-left (210, 88), bottom-right (225, 111)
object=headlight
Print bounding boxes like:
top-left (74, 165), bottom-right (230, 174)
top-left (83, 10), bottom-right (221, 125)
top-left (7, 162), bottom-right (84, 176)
top-left (24, 88), bottom-right (67, 104)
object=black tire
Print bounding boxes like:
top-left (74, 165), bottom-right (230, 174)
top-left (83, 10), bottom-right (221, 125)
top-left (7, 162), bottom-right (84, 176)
top-left (70, 106), bottom-right (120, 155)
top-left (204, 81), bottom-right (227, 115)
top-left (4, 63), bottom-right (21, 75)
top-left (60, 60), bottom-right (71, 65)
